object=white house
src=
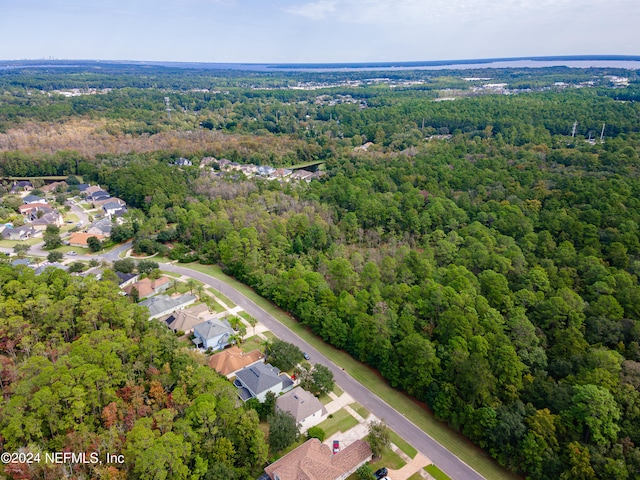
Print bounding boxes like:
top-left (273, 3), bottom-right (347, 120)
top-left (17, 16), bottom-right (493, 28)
top-left (192, 318), bottom-right (234, 351)
top-left (276, 387), bottom-right (329, 433)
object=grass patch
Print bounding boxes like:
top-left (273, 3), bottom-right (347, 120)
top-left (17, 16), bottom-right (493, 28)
top-left (0, 238), bottom-right (42, 248)
top-left (238, 335), bottom-right (266, 354)
top-left (349, 402), bottom-right (370, 420)
top-left (172, 263), bottom-right (517, 480)
top-left (369, 447), bottom-right (406, 470)
top-left (160, 271), bottom-right (182, 278)
top-left (263, 331), bottom-right (276, 341)
top-left (389, 429), bottom-right (417, 459)
top-left (316, 409), bottom-right (359, 438)
top-left (207, 298), bottom-right (227, 313)
top-left (425, 464), bottom-right (451, 480)
top-left (207, 288), bottom-right (234, 308)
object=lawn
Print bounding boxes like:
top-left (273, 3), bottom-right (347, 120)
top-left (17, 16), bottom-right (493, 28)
top-left (316, 409), bottom-right (359, 438)
top-left (389, 429), bottom-right (417, 459)
top-left (0, 238), bottom-right (42, 248)
top-left (424, 465), bottom-right (452, 480)
top-left (207, 298), bottom-right (227, 313)
top-left (369, 447), bottom-right (406, 471)
top-left (238, 335), bottom-right (266, 354)
top-left (171, 262), bottom-right (518, 480)
top-left (349, 402), bottom-right (370, 420)
top-left (208, 288), bottom-right (234, 307)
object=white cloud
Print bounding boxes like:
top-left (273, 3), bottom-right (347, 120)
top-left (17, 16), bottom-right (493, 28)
top-left (285, 0), bottom-right (338, 20)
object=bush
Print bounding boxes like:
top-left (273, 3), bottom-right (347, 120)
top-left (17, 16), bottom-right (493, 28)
top-left (307, 426), bottom-right (326, 442)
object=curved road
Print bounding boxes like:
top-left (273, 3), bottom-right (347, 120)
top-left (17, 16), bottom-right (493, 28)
top-left (160, 263), bottom-right (486, 480)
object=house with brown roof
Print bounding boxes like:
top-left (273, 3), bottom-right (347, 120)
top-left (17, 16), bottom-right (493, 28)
top-left (40, 181), bottom-right (67, 193)
top-left (69, 232), bottom-right (106, 247)
top-left (159, 303), bottom-right (213, 333)
top-left (264, 438), bottom-right (372, 480)
top-left (276, 387), bottom-right (328, 433)
top-left (208, 346), bottom-right (265, 377)
top-left (123, 276), bottom-right (171, 299)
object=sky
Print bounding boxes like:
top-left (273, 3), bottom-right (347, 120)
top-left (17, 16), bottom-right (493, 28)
top-left (0, 0), bottom-right (637, 64)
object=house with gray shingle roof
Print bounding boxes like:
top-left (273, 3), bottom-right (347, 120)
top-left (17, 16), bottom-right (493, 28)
top-left (233, 362), bottom-right (294, 402)
top-left (192, 318), bottom-right (234, 350)
top-left (139, 294), bottom-right (197, 319)
top-left (276, 387), bottom-right (328, 433)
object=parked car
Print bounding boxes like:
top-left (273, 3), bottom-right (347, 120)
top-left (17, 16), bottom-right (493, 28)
top-left (303, 352), bottom-right (310, 360)
top-left (375, 467), bottom-right (388, 479)
top-left (332, 440), bottom-right (340, 454)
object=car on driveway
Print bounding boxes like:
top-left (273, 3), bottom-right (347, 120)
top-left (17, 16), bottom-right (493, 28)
top-left (375, 467), bottom-right (388, 479)
top-left (332, 440), bottom-right (340, 454)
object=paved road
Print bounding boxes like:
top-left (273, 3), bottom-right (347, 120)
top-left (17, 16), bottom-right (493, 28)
top-left (160, 263), bottom-right (486, 480)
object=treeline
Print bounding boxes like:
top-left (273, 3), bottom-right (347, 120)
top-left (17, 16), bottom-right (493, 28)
top-left (0, 267), bottom-right (270, 479)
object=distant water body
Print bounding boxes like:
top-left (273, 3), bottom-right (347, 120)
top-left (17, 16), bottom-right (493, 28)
top-left (3, 56), bottom-right (640, 72)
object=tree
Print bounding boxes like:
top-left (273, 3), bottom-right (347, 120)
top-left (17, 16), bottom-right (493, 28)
top-left (43, 225), bottom-right (62, 250)
top-left (137, 259), bottom-right (159, 275)
top-left (266, 339), bottom-right (304, 372)
top-left (569, 384), bottom-right (621, 445)
top-left (267, 410), bottom-right (299, 454)
top-left (307, 426), bottom-right (326, 442)
top-left (367, 419), bottom-right (391, 458)
top-left (356, 464), bottom-right (377, 480)
top-left (47, 251), bottom-right (63, 263)
top-left (310, 364), bottom-right (335, 396)
top-left (12, 243), bottom-right (30, 258)
top-left (87, 235), bottom-right (102, 252)
top-left (113, 258), bottom-right (136, 274)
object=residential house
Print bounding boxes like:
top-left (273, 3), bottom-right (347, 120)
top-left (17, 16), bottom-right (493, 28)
top-left (233, 362), bottom-right (294, 402)
top-left (276, 387), bottom-right (329, 433)
top-left (69, 232), bottom-right (106, 247)
top-left (123, 276), bottom-right (171, 299)
top-left (208, 346), bottom-right (265, 378)
top-left (116, 272), bottom-right (139, 288)
top-left (11, 258), bottom-right (31, 267)
top-left (76, 183), bottom-right (90, 192)
top-left (32, 262), bottom-right (69, 275)
top-left (87, 218), bottom-right (112, 237)
top-left (40, 181), bottom-right (68, 194)
top-left (159, 304), bottom-right (213, 333)
top-left (10, 180), bottom-right (33, 193)
top-left (264, 439), bottom-right (372, 480)
top-left (19, 203), bottom-right (54, 219)
top-left (31, 212), bottom-right (64, 232)
top-left (102, 201), bottom-right (127, 218)
top-left (87, 190), bottom-right (110, 203)
top-left (83, 185), bottom-right (104, 196)
top-left (291, 169), bottom-right (314, 182)
top-left (139, 294), bottom-right (197, 320)
top-left (3, 225), bottom-right (36, 241)
top-left (192, 318), bottom-right (234, 351)
top-left (257, 165), bottom-right (276, 176)
top-left (171, 157), bottom-right (193, 166)
top-left (23, 194), bottom-right (47, 205)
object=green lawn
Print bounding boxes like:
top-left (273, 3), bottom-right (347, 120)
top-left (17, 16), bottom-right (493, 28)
top-left (349, 402), bottom-right (370, 420)
top-left (389, 429), bottom-right (417, 459)
top-left (369, 448), bottom-right (406, 470)
top-left (424, 464), bottom-right (452, 480)
top-left (208, 298), bottom-right (227, 313)
top-left (316, 409), bottom-right (359, 438)
top-left (209, 288), bottom-right (234, 307)
top-left (0, 238), bottom-right (42, 248)
top-left (238, 335), bottom-right (266, 354)
top-left (170, 262), bottom-right (518, 480)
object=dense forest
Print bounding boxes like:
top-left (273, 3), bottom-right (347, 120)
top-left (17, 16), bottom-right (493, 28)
top-left (2, 63), bottom-right (640, 479)
top-left (0, 267), bottom-right (269, 479)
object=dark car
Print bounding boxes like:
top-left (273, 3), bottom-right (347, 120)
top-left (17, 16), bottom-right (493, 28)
top-left (375, 467), bottom-right (388, 479)
top-left (332, 440), bottom-right (340, 454)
